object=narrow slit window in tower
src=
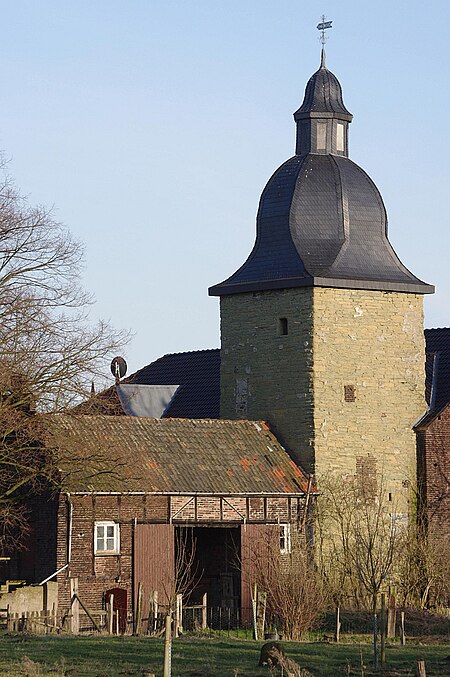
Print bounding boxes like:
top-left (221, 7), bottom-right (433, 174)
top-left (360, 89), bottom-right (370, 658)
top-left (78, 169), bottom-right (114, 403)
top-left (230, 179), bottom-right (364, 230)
top-left (278, 318), bottom-right (288, 336)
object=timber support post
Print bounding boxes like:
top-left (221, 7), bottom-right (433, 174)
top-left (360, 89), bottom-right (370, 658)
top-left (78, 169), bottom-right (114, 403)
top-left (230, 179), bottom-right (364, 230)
top-left (380, 593), bottom-right (386, 666)
top-left (69, 578), bottom-right (79, 634)
top-left (335, 605), bottom-right (341, 643)
top-left (201, 593), bottom-right (207, 630)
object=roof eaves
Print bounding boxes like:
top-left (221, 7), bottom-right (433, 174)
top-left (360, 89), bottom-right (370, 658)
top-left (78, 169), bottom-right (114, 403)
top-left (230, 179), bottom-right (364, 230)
top-left (414, 401), bottom-right (450, 430)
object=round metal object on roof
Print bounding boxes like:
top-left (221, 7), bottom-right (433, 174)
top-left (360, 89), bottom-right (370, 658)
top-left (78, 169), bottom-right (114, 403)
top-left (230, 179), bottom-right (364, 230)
top-left (111, 356), bottom-right (127, 380)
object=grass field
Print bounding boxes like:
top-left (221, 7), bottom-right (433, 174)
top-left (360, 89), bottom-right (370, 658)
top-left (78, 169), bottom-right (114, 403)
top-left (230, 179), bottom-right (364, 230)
top-left (0, 634), bottom-right (449, 676)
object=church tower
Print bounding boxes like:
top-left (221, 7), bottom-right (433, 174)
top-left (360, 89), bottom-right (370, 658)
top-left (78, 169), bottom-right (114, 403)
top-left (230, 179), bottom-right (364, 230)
top-left (209, 50), bottom-right (433, 511)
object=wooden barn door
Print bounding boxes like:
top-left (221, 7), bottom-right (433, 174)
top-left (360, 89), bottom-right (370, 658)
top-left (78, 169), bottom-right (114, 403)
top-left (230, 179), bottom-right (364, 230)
top-left (133, 524), bottom-right (175, 622)
top-left (240, 524), bottom-right (278, 624)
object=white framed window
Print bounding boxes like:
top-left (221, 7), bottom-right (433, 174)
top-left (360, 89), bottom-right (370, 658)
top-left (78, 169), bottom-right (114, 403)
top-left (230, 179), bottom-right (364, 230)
top-left (317, 122), bottom-right (327, 150)
top-left (336, 122), bottom-right (345, 152)
top-left (279, 523), bottom-right (291, 554)
top-left (94, 521), bottom-right (120, 554)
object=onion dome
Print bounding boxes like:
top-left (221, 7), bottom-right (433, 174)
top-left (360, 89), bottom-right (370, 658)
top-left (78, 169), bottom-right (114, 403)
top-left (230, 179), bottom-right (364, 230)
top-left (209, 54), bottom-right (433, 297)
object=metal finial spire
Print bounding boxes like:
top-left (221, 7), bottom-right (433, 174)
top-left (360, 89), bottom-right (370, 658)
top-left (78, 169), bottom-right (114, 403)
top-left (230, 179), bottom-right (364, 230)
top-left (317, 15), bottom-right (332, 67)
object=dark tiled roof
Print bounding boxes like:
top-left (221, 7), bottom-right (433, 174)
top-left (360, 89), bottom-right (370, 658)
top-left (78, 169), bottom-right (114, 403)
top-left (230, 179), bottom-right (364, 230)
top-left (209, 60), bottom-right (433, 298)
top-left (424, 328), bottom-right (450, 414)
top-left (77, 349), bottom-right (221, 419)
top-left (43, 414), bottom-right (309, 495)
top-left (294, 63), bottom-right (352, 120)
top-left (129, 349), bottom-right (220, 419)
top-left (209, 154), bottom-right (434, 297)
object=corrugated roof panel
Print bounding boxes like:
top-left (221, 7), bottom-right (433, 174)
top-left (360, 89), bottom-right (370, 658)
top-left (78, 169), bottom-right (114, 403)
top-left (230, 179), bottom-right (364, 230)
top-left (43, 414), bottom-right (309, 495)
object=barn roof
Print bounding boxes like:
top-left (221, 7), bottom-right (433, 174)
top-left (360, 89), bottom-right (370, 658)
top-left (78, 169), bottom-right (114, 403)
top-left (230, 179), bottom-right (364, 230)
top-left (43, 414), bottom-right (309, 495)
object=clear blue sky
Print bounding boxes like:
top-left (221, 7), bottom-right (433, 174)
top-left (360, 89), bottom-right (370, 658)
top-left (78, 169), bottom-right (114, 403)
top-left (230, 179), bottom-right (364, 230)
top-left (0, 1), bottom-right (448, 376)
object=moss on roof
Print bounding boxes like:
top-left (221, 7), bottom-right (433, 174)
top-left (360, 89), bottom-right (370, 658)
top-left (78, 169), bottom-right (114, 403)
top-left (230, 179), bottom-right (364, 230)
top-left (43, 414), bottom-right (309, 495)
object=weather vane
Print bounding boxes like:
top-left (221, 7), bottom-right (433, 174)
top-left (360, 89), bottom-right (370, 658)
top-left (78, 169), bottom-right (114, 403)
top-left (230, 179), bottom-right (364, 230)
top-left (317, 15), bottom-right (332, 46)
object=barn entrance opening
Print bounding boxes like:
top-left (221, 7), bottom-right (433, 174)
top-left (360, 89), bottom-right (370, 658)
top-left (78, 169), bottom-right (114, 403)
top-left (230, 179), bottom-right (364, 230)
top-left (175, 526), bottom-right (241, 612)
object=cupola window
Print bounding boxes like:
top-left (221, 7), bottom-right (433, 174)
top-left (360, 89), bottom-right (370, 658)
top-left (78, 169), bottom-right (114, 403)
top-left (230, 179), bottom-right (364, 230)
top-left (317, 122), bottom-right (327, 150)
top-left (336, 123), bottom-right (345, 152)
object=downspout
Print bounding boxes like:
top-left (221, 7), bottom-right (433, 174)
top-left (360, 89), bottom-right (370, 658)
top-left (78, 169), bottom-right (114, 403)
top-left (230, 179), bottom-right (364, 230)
top-left (38, 493), bottom-right (73, 586)
top-left (67, 494), bottom-right (73, 564)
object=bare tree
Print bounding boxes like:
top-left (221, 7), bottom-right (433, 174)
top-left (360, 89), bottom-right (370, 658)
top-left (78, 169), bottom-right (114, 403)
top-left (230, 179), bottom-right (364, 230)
top-left (244, 526), bottom-right (328, 640)
top-left (0, 159), bottom-right (129, 549)
top-left (399, 523), bottom-right (450, 609)
top-left (0, 160), bottom-right (128, 410)
top-left (316, 476), bottom-right (405, 612)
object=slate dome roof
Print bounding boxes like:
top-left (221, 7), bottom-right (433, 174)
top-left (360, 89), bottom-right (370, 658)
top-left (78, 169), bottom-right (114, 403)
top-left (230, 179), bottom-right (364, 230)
top-left (294, 55), bottom-right (352, 120)
top-left (209, 55), bottom-right (433, 297)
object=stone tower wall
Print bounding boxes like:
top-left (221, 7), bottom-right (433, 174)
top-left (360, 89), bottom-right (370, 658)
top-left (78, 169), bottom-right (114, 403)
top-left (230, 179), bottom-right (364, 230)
top-left (220, 288), bottom-right (315, 468)
top-left (220, 288), bottom-right (426, 511)
top-left (312, 288), bottom-right (425, 513)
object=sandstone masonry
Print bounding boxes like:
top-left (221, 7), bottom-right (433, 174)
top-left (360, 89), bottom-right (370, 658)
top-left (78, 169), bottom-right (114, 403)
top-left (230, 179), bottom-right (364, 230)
top-left (220, 287), bottom-right (426, 513)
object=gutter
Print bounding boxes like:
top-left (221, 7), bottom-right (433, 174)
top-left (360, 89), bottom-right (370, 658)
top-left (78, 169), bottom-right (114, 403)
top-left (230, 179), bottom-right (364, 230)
top-left (61, 490), bottom-right (318, 498)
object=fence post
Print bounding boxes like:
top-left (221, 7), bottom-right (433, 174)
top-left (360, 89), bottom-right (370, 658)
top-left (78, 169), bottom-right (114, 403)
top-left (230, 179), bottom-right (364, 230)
top-left (149, 591), bottom-right (158, 634)
top-left (334, 605), bottom-right (341, 643)
top-left (201, 593), bottom-right (207, 630)
top-left (387, 585), bottom-right (396, 638)
top-left (373, 613), bottom-right (378, 670)
top-left (256, 591), bottom-right (267, 639)
top-left (107, 594), bottom-right (114, 635)
top-left (380, 593), bottom-right (386, 666)
top-left (400, 611), bottom-right (406, 645)
top-left (251, 583), bottom-right (258, 640)
top-left (174, 594), bottom-right (182, 638)
top-left (69, 578), bottom-right (79, 634)
top-left (135, 582), bottom-right (143, 635)
top-left (417, 660), bottom-right (426, 677)
top-left (163, 613), bottom-right (172, 677)
top-left (52, 602), bottom-right (57, 632)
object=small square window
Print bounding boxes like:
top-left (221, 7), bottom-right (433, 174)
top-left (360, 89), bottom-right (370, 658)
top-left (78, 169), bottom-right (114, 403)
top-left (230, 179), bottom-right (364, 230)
top-left (344, 384), bottom-right (356, 402)
top-left (279, 524), bottom-right (291, 554)
top-left (278, 318), bottom-right (288, 336)
top-left (94, 521), bottom-right (120, 554)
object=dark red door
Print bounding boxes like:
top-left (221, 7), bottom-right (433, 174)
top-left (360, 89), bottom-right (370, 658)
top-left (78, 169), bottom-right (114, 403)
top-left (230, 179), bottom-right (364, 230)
top-left (105, 587), bottom-right (127, 634)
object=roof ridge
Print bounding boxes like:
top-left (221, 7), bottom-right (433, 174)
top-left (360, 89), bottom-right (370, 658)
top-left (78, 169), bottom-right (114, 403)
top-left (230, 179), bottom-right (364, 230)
top-left (44, 413), bottom-right (269, 426)
top-left (161, 348), bottom-right (219, 358)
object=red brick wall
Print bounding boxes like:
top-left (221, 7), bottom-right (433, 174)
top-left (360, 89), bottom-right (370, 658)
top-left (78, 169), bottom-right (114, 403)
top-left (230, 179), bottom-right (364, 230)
top-left (56, 494), bottom-right (157, 622)
top-left (417, 404), bottom-right (450, 540)
top-left (56, 492), bottom-right (306, 623)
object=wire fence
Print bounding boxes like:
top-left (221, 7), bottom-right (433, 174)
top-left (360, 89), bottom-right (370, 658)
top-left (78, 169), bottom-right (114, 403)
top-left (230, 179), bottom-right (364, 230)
top-left (178, 606), bottom-right (450, 640)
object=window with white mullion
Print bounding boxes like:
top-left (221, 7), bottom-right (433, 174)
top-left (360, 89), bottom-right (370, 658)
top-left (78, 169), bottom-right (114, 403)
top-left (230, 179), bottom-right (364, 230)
top-left (94, 521), bottom-right (119, 554)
